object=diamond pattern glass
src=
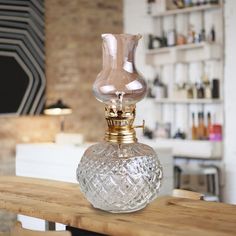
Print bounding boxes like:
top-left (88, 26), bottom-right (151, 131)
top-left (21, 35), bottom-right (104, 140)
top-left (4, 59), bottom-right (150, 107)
top-left (77, 142), bottom-right (163, 213)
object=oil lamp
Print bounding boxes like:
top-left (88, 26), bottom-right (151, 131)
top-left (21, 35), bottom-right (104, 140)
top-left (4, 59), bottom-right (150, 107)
top-left (77, 33), bottom-right (163, 213)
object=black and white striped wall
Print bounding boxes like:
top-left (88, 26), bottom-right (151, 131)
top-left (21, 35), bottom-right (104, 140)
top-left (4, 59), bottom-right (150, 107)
top-left (0, 0), bottom-right (45, 115)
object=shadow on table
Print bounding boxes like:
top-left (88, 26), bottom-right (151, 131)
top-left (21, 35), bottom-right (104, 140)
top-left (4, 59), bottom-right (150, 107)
top-left (66, 226), bottom-right (107, 236)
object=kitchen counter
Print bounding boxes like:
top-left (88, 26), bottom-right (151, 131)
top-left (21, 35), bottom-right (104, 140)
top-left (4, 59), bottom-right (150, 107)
top-left (0, 176), bottom-right (236, 236)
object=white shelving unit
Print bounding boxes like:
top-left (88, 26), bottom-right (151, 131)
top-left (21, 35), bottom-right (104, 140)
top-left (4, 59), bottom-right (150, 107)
top-left (124, 0), bottom-right (225, 201)
top-left (146, 42), bottom-right (222, 66)
top-left (144, 1), bottom-right (224, 160)
top-left (156, 139), bottom-right (222, 159)
top-left (151, 3), bottom-right (222, 17)
top-left (153, 98), bottom-right (222, 104)
top-left (140, 138), bottom-right (222, 159)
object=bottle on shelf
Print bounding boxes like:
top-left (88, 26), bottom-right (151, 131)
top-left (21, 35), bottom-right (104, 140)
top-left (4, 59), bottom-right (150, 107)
top-left (146, 0), bottom-right (155, 15)
top-left (197, 112), bottom-right (206, 140)
top-left (195, 29), bottom-right (207, 44)
top-left (167, 29), bottom-right (176, 47)
top-left (200, 28), bottom-right (206, 42)
top-left (209, 0), bottom-right (219, 5)
top-left (206, 112), bottom-right (212, 139)
top-left (173, 0), bottom-right (185, 9)
top-left (187, 25), bottom-right (195, 44)
top-left (147, 34), bottom-right (168, 50)
top-left (184, 0), bottom-right (193, 7)
top-left (190, 111), bottom-right (222, 141)
top-left (191, 113), bottom-right (197, 140)
top-left (187, 84), bottom-right (194, 98)
top-left (177, 34), bottom-right (187, 45)
top-left (173, 82), bottom-right (191, 99)
top-left (208, 25), bottom-right (216, 43)
top-left (204, 81), bottom-right (212, 99)
top-left (194, 32), bottom-right (201, 43)
top-left (152, 75), bottom-right (167, 99)
top-left (173, 128), bottom-right (186, 139)
top-left (155, 122), bottom-right (171, 139)
top-left (196, 0), bottom-right (201, 6)
top-left (209, 124), bottom-right (222, 141)
top-left (152, 36), bottom-right (163, 49)
top-left (212, 78), bottom-right (220, 98)
top-left (147, 79), bottom-right (155, 98)
top-left (192, 0), bottom-right (199, 6)
top-left (202, 74), bottom-right (211, 99)
top-left (148, 34), bottom-right (154, 49)
top-left (201, 0), bottom-right (208, 5)
top-left (197, 84), bottom-right (205, 98)
top-left (143, 127), bottom-right (154, 139)
top-left (162, 31), bottom-right (168, 47)
top-left (192, 82), bottom-right (198, 98)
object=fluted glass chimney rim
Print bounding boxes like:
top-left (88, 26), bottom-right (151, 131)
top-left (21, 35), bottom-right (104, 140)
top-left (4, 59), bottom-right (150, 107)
top-left (101, 33), bottom-right (142, 40)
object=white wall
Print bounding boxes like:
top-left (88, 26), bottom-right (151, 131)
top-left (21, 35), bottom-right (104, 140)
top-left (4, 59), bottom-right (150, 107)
top-left (224, 0), bottom-right (236, 204)
top-left (123, 0), bottom-right (157, 132)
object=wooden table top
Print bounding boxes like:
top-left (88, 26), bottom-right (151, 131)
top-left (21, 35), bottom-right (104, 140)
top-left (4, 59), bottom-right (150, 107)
top-left (0, 176), bottom-right (236, 236)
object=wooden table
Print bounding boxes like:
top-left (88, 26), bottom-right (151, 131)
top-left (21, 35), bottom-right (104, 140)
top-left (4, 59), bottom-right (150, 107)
top-left (0, 176), bottom-right (236, 236)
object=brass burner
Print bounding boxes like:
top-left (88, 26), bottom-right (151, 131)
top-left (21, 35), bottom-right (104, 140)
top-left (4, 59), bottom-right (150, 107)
top-left (104, 106), bottom-right (144, 144)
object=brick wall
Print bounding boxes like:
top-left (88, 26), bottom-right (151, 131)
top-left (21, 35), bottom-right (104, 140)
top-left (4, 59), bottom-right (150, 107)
top-left (45, 0), bottom-right (123, 141)
top-left (0, 0), bottom-right (122, 231)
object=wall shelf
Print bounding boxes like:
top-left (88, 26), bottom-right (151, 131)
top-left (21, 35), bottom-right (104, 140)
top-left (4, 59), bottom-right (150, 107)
top-left (146, 42), bottom-right (213, 54)
top-left (140, 138), bottom-right (222, 159)
top-left (151, 4), bottom-right (221, 17)
top-left (153, 98), bottom-right (222, 104)
top-left (146, 43), bottom-right (222, 66)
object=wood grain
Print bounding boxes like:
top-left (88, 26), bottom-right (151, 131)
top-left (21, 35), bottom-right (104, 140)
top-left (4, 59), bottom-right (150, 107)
top-left (0, 176), bottom-right (236, 236)
top-left (172, 189), bottom-right (204, 200)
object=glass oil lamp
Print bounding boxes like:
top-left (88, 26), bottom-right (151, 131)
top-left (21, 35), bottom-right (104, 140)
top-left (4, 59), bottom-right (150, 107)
top-left (77, 33), bottom-right (163, 213)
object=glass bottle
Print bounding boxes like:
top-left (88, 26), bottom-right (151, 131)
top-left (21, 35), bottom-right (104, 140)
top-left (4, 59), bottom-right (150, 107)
top-left (197, 112), bottom-right (206, 140)
top-left (197, 84), bottom-right (205, 99)
top-left (167, 29), bottom-right (176, 47)
top-left (191, 113), bottom-right (197, 140)
top-left (77, 34), bottom-right (163, 213)
top-left (206, 112), bottom-right (212, 139)
top-left (208, 25), bottom-right (216, 43)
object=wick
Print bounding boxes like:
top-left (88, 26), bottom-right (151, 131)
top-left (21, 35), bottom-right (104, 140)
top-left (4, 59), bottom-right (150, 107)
top-left (116, 91), bottom-right (125, 102)
top-left (115, 91), bottom-right (125, 110)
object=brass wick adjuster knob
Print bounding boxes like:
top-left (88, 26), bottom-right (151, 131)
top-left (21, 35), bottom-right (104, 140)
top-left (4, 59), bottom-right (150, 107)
top-left (133, 120), bottom-right (145, 134)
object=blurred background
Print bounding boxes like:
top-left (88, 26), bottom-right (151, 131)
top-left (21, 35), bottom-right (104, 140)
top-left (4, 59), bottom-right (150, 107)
top-left (0, 0), bottom-right (236, 232)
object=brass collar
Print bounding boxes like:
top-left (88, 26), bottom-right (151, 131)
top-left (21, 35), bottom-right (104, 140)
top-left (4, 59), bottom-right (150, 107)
top-left (104, 106), bottom-right (144, 144)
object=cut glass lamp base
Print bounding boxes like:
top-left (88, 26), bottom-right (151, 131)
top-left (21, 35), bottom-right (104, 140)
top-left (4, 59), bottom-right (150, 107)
top-left (77, 142), bottom-right (163, 213)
